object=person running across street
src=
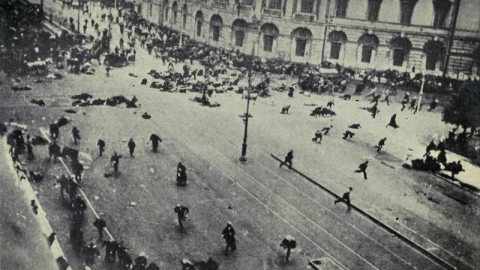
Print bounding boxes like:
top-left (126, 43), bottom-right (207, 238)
top-left (279, 150), bottom-right (294, 169)
top-left (375, 137), bottom-right (387, 153)
top-left (334, 187), bottom-right (353, 211)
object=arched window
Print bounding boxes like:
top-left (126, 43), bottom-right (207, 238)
top-left (232, 19), bottom-right (248, 47)
top-left (358, 34), bottom-right (379, 63)
top-left (423, 40), bottom-right (444, 71)
top-left (399, 0), bottom-right (418, 25)
top-left (172, 2), bottom-right (178, 24)
top-left (291, 28), bottom-right (312, 57)
top-left (328, 31), bottom-right (347, 59)
top-left (164, 0), bottom-right (169, 22)
top-left (433, 0), bottom-right (452, 28)
top-left (182, 4), bottom-right (187, 27)
top-left (210, 15), bottom-right (223, 42)
top-left (367, 0), bottom-right (382, 21)
top-left (260, 23), bottom-right (279, 52)
top-left (390, 37), bottom-right (412, 67)
top-left (195, 11), bottom-right (204, 37)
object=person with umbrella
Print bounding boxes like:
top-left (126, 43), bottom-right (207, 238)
top-left (280, 235), bottom-right (297, 262)
top-left (97, 139), bottom-right (105, 156)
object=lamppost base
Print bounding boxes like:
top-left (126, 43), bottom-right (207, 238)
top-left (239, 143), bottom-right (247, 162)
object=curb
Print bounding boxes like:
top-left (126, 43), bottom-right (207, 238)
top-left (38, 127), bottom-right (116, 243)
top-left (3, 137), bottom-right (72, 270)
top-left (434, 172), bottom-right (480, 197)
top-left (271, 154), bottom-right (459, 270)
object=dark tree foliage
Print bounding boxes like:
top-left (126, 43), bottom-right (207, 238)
top-left (443, 80), bottom-right (480, 134)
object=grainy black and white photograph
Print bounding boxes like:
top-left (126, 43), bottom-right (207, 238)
top-left (0, 0), bottom-right (479, 269)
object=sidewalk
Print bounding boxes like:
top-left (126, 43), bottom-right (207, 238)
top-left (408, 147), bottom-right (480, 193)
top-left (0, 140), bottom-right (59, 270)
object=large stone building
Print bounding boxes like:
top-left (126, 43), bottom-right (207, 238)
top-left (141, 0), bottom-right (479, 77)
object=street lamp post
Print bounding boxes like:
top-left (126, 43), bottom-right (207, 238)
top-left (179, 5), bottom-right (184, 47)
top-left (77, 1), bottom-right (80, 34)
top-left (239, 66), bottom-right (252, 162)
top-left (109, 4), bottom-right (112, 38)
top-left (415, 72), bottom-right (425, 114)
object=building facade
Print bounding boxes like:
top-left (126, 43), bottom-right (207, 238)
top-left (141, 0), bottom-right (480, 77)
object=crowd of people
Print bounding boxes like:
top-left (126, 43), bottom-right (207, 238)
top-left (2, 0), bottom-right (476, 268)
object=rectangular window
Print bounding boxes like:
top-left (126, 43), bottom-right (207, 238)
top-left (264, 35), bottom-right (274, 52)
top-left (300, 0), bottom-right (315, 13)
top-left (392, 49), bottom-right (405, 66)
top-left (197, 21), bottom-right (202, 36)
top-left (213, 26), bottom-right (220, 41)
top-left (173, 11), bottom-right (177, 24)
top-left (335, 0), bottom-right (348, 18)
top-left (361, 45), bottom-right (374, 63)
top-left (243, 0), bottom-right (254, 5)
top-left (149, 4), bottom-right (152, 16)
top-left (399, 0), bottom-right (416, 25)
top-left (367, 0), bottom-right (382, 21)
top-left (235, 30), bottom-right (244, 47)
top-left (295, 39), bottom-right (307, 56)
top-left (268, 0), bottom-right (282, 10)
top-left (330, 42), bottom-right (341, 59)
top-left (426, 53), bottom-right (438, 70)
